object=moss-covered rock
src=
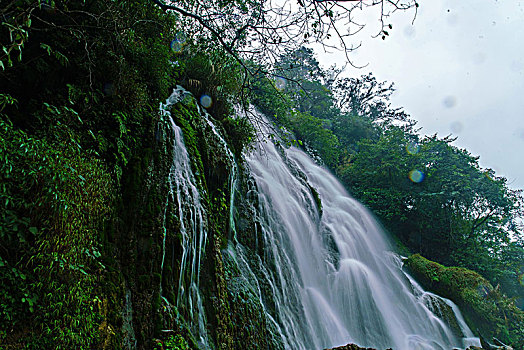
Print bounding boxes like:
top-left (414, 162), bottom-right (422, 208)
top-left (405, 254), bottom-right (524, 348)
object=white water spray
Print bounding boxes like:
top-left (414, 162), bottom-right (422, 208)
top-left (227, 110), bottom-right (481, 350)
top-left (159, 90), bottom-right (480, 349)
top-left (159, 88), bottom-right (210, 347)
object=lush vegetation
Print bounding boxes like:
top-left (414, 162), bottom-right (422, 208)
top-left (406, 254), bottom-right (524, 348)
top-left (0, 0), bottom-right (249, 348)
top-left (1, 0), bottom-right (523, 348)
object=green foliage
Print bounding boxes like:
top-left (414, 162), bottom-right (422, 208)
top-left (339, 126), bottom-right (524, 302)
top-left (332, 73), bottom-right (412, 128)
top-left (251, 49), bottom-right (523, 321)
top-left (0, 0), bottom-right (34, 70)
top-left (284, 110), bottom-right (340, 167)
top-left (0, 0), bottom-right (183, 347)
top-left (249, 71), bottom-right (291, 123)
top-left (0, 114), bottom-right (114, 347)
top-left (0, 0), bottom-right (521, 348)
top-left (331, 112), bottom-right (379, 156)
top-left (176, 47), bottom-right (245, 120)
top-left (222, 116), bottom-right (255, 159)
top-left (406, 254), bottom-right (524, 347)
top-left (249, 51), bottom-right (341, 168)
top-left (153, 334), bottom-right (190, 350)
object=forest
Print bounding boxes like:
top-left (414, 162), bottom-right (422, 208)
top-left (1, 0), bottom-right (523, 349)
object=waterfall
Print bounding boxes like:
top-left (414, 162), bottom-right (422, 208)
top-left (160, 87), bottom-right (480, 349)
top-left (227, 110), bottom-right (481, 350)
top-left (160, 87), bottom-right (210, 347)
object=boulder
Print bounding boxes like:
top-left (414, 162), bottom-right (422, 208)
top-left (323, 344), bottom-right (391, 350)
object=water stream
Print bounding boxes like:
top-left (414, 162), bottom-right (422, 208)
top-left (226, 111), bottom-right (481, 349)
top-left (160, 88), bottom-right (210, 347)
top-left (160, 90), bottom-right (480, 349)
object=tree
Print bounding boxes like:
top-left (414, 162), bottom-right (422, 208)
top-left (151, 0), bottom-right (419, 75)
top-left (340, 128), bottom-right (524, 301)
top-left (273, 47), bottom-right (340, 121)
top-left (332, 73), bottom-right (413, 128)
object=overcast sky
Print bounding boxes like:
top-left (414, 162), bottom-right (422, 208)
top-left (316, 0), bottom-right (524, 190)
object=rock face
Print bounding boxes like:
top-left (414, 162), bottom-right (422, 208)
top-left (323, 344), bottom-right (391, 350)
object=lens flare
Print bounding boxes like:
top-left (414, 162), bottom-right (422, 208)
top-left (275, 77), bottom-right (286, 90)
top-left (170, 40), bottom-right (183, 53)
top-left (200, 94), bottom-right (212, 108)
top-left (175, 31), bottom-right (187, 44)
top-left (443, 96), bottom-right (457, 108)
top-left (406, 142), bottom-right (420, 155)
top-left (409, 169), bottom-right (424, 183)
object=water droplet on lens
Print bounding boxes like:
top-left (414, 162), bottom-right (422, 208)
top-left (403, 26), bottom-right (416, 38)
top-left (175, 31), bottom-right (187, 44)
top-left (409, 169), bottom-right (424, 183)
top-left (406, 142), bottom-right (420, 155)
top-left (200, 95), bottom-right (212, 108)
top-left (170, 40), bottom-right (183, 53)
top-left (443, 96), bottom-right (457, 108)
top-left (275, 77), bottom-right (286, 90)
top-left (450, 121), bottom-right (463, 133)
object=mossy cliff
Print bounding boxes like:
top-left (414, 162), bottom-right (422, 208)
top-left (115, 91), bottom-right (279, 349)
top-left (405, 254), bottom-right (524, 348)
top-left (0, 0), bottom-right (268, 348)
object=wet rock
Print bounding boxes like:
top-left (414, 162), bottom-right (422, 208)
top-left (323, 344), bottom-right (391, 350)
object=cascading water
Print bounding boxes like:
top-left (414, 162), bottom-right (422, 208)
top-left (159, 87), bottom-right (210, 347)
top-left (226, 110), bottom-right (481, 350)
top-left (158, 87), bottom-right (239, 349)
top-left (159, 87), bottom-right (480, 349)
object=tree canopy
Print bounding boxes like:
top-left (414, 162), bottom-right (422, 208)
top-left (150, 0), bottom-right (419, 75)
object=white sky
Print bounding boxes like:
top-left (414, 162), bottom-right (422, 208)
top-left (315, 0), bottom-right (524, 190)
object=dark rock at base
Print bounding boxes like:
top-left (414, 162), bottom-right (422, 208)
top-left (323, 344), bottom-right (392, 350)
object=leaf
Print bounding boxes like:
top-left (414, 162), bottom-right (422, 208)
top-left (29, 226), bottom-right (38, 235)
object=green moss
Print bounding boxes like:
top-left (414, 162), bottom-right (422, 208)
top-left (153, 333), bottom-right (190, 350)
top-left (308, 184), bottom-right (323, 216)
top-left (170, 103), bottom-right (208, 195)
top-left (405, 254), bottom-right (524, 348)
